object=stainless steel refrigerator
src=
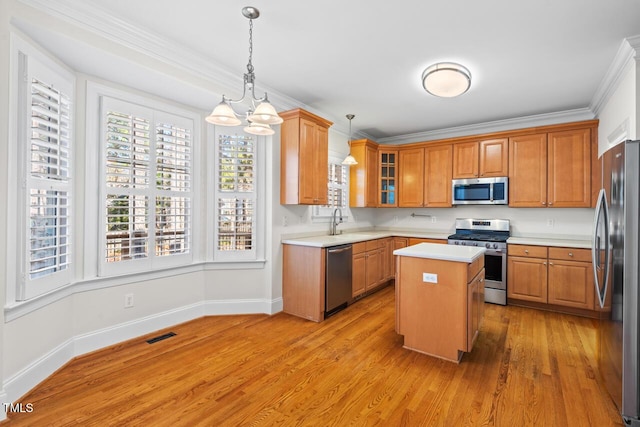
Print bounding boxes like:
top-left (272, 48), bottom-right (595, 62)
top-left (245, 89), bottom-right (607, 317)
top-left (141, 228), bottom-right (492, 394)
top-left (592, 139), bottom-right (640, 426)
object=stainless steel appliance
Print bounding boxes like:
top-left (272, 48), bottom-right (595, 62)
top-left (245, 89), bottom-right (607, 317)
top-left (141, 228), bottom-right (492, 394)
top-left (325, 244), bottom-right (353, 317)
top-left (448, 218), bottom-right (510, 305)
top-left (592, 139), bottom-right (640, 425)
top-left (452, 177), bottom-right (508, 205)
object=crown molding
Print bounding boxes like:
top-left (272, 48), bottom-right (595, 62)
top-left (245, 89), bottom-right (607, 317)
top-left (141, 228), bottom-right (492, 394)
top-left (378, 108), bottom-right (595, 145)
top-left (16, 0), bottom-right (304, 112)
top-left (590, 35), bottom-right (640, 117)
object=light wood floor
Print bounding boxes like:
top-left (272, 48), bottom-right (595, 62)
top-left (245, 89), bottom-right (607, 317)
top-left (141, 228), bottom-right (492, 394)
top-left (2, 284), bottom-right (623, 426)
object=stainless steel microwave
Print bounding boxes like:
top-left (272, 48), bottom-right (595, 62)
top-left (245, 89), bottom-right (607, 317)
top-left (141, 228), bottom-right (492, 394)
top-left (452, 177), bottom-right (508, 205)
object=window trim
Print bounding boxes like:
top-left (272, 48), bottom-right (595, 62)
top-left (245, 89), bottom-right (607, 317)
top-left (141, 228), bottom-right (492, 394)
top-left (208, 124), bottom-right (266, 263)
top-left (11, 33), bottom-right (76, 301)
top-left (85, 82), bottom-right (201, 279)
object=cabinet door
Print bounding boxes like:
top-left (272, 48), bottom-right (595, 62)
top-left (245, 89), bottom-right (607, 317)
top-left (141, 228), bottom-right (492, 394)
top-left (548, 259), bottom-right (594, 309)
top-left (378, 150), bottom-right (398, 207)
top-left (507, 256), bottom-right (548, 303)
top-left (479, 138), bottom-right (508, 177)
top-left (365, 249), bottom-right (382, 290)
top-left (398, 148), bottom-right (425, 207)
top-left (298, 119), bottom-right (327, 204)
top-left (424, 144), bottom-right (453, 207)
top-left (508, 134), bottom-right (547, 207)
top-left (349, 140), bottom-right (378, 207)
top-left (547, 128), bottom-right (591, 208)
top-left (382, 238), bottom-right (395, 281)
top-left (365, 145), bottom-right (378, 207)
top-left (453, 142), bottom-right (479, 179)
top-left (352, 252), bottom-right (366, 297)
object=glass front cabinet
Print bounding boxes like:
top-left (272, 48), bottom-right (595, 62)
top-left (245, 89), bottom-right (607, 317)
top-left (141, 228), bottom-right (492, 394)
top-left (378, 149), bottom-right (398, 207)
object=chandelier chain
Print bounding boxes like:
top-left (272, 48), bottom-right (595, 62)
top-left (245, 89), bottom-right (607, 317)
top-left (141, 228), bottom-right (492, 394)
top-left (247, 18), bottom-right (254, 74)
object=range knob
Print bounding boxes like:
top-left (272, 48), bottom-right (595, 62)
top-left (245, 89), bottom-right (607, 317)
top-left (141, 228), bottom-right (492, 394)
top-left (485, 243), bottom-right (491, 248)
top-left (493, 243), bottom-right (498, 249)
top-left (454, 241), bottom-right (459, 245)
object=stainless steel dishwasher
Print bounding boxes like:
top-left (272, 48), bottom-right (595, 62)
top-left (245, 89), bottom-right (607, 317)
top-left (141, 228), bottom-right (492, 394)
top-left (325, 244), bottom-right (352, 317)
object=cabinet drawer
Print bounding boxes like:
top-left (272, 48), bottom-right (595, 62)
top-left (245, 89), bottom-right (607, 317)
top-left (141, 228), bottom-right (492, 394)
top-left (548, 247), bottom-right (591, 262)
top-left (508, 244), bottom-right (547, 258)
top-left (366, 239), bottom-right (383, 251)
top-left (353, 242), bottom-right (367, 254)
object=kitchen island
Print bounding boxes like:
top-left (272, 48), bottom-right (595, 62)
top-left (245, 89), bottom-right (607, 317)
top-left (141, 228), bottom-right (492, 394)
top-left (394, 243), bottom-right (486, 363)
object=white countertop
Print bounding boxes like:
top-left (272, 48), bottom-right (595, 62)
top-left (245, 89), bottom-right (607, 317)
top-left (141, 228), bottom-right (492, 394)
top-left (281, 230), bottom-right (451, 248)
top-left (393, 243), bottom-right (485, 263)
top-left (507, 236), bottom-right (591, 249)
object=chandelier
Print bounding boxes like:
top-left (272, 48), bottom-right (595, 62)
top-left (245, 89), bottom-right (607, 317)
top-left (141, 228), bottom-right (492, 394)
top-left (205, 6), bottom-right (283, 135)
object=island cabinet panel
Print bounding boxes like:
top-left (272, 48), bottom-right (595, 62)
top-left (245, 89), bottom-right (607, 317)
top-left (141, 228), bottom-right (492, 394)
top-left (282, 244), bottom-right (325, 322)
top-left (395, 253), bottom-right (485, 363)
top-left (407, 238), bottom-right (447, 246)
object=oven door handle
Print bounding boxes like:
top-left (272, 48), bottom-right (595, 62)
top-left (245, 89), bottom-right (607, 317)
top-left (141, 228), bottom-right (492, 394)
top-left (485, 249), bottom-right (504, 255)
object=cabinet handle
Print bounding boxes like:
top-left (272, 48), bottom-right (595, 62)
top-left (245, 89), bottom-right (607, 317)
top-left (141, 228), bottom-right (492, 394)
top-left (548, 202), bottom-right (553, 206)
top-left (542, 202), bottom-right (546, 205)
top-left (524, 250), bottom-right (529, 254)
top-left (568, 252), bottom-right (573, 257)
top-left (543, 262), bottom-right (547, 265)
top-left (549, 262), bottom-right (554, 266)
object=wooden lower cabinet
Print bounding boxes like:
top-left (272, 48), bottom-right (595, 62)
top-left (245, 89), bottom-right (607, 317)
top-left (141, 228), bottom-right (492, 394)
top-left (508, 245), bottom-right (595, 313)
top-left (507, 256), bottom-right (548, 303)
top-left (352, 239), bottom-right (390, 298)
top-left (282, 244), bottom-right (325, 322)
top-left (407, 238), bottom-right (447, 246)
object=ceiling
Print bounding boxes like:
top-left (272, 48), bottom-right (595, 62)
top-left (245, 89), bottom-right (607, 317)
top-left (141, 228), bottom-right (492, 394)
top-left (16, 0), bottom-right (640, 141)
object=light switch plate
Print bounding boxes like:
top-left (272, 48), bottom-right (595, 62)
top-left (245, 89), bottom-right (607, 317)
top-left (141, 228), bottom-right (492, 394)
top-left (423, 273), bottom-right (438, 283)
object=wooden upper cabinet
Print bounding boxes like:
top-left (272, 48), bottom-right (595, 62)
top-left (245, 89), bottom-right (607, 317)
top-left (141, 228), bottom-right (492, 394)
top-left (378, 149), bottom-right (398, 207)
top-left (479, 138), bottom-right (509, 177)
top-left (398, 147), bottom-right (425, 207)
top-left (453, 138), bottom-right (508, 179)
top-left (547, 128), bottom-right (591, 208)
top-left (509, 133), bottom-right (548, 207)
top-left (424, 144), bottom-right (453, 207)
top-left (349, 139), bottom-right (379, 207)
top-left (280, 109), bottom-right (332, 205)
top-left (452, 142), bottom-right (479, 178)
top-left (509, 127), bottom-right (593, 208)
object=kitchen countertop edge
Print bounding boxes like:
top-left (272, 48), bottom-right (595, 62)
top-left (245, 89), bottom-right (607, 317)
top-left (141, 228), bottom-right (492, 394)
top-left (393, 243), bottom-right (486, 263)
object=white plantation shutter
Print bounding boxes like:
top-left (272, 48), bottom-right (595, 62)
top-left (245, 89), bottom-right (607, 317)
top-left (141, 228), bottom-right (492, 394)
top-left (312, 162), bottom-right (348, 218)
top-left (18, 50), bottom-right (75, 300)
top-left (101, 98), bottom-right (193, 275)
top-left (215, 133), bottom-right (256, 259)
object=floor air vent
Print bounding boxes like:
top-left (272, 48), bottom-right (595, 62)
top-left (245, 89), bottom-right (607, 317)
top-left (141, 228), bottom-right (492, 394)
top-left (146, 332), bottom-right (176, 344)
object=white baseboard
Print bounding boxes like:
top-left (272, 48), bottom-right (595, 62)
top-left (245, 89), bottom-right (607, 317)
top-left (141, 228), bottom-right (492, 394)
top-left (2, 297), bottom-right (283, 407)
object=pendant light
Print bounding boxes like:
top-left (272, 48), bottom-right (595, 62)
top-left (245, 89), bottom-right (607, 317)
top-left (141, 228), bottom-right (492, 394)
top-left (342, 114), bottom-right (358, 166)
top-left (205, 6), bottom-right (283, 135)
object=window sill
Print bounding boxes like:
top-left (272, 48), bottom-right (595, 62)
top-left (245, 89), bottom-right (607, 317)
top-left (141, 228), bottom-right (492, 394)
top-left (4, 259), bottom-right (267, 322)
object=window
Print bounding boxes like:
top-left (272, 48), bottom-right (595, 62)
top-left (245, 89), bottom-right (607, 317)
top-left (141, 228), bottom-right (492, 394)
top-left (313, 162), bottom-right (348, 218)
top-left (213, 132), bottom-right (257, 260)
top-left (15, 43), bottom-right (75, 301)
top-left (100, 97), bottom-right (193, 275)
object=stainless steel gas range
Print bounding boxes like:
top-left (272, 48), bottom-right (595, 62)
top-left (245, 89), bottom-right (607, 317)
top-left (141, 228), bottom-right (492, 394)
top-left (447, 218), bottom-right (510, 305)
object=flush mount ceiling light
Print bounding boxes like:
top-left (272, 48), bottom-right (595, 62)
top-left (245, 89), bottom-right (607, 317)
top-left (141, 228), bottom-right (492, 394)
top-left (342, 114), bottom-right (358, 166)
top-left (205, 6), bottom-right (282, 135)
top-left (422, 62), bottom-right (471, 98)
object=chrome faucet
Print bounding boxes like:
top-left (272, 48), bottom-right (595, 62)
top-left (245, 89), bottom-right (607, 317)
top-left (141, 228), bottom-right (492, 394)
top-left (330, 208), bottom-right (343, 235)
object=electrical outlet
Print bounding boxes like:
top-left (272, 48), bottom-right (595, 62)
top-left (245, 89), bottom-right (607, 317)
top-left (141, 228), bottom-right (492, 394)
top-left (431, 216), bottom-right (437, 223)
top-left (124, 293), bottom-right (134, 308)
top-left (547, 219), bottom-right (554, 227)
top-left (393, 216), bottom-right (398, 223)
top-left (422, 273), bottom-right (438, 283)
top-left (282, 215), bottom-right (288, 227)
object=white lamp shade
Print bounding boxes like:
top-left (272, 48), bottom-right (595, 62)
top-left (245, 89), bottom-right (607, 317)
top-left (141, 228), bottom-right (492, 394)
top-left (342, 154), bottom-right (358, 165)
top-left (248, 101), bottom-right (284, 125)
top-left (206, 101), bottom-right (242, 126)
top-left (244, 121), bottom-right (275, 136)
top-left (422, 62), bottom-right (471, 98)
